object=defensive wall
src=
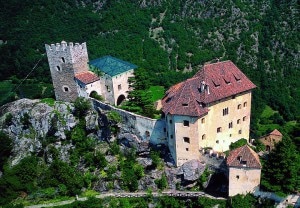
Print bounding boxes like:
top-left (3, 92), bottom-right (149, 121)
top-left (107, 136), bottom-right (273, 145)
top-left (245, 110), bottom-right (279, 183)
top-left (92, 99), bottom-right (166, 145)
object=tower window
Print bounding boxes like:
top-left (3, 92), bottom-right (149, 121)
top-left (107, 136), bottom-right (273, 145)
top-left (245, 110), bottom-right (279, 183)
top-left (202, 134), bottom-right (206, 140)
top-left (63, 87), bottom-right (69, 92)
top-left (237, 119), bottom-right (241, 124)
top-left (229, 122), bottom-right (233, 128)
top-left (223, 107), bottom-right (229, 116)
top-left (239, 130), bottom-right (242, 134)
top-left (170, 135), bottom-right (173, 139)
top-left (118, 84), bottom-right (122, 90)
top-left (56, 66), bottom-right (61, 71)
top-left (217, 127), bottom-right (222, 133)
top-left (236, 175), bottom-right (240, 179)
top-left (183, 137), bottom-right (190, 143)
top-left (183, 120), bottom-right (189, 127)
top-left (61, 57), bottom-right (65, 63)
top-left (238, 104), bottom-right (241, 109)
top-left (243, 116), bottom-right (247, 121)
top-left (186, 148), bottom-right (189, 151)
top-left (201, 118), bottom-right (205, 123)
top-left (243, 102), bottom-right (247, 107)
top-left (182, 103), bottom-right (188, 107)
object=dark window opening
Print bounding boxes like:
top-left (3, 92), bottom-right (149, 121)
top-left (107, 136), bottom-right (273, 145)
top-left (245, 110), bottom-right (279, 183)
top-left (229, 122), bottom-right (233, 128)
top-left (56, 66), bottom-right (61, 71)
top-left (63, 87), bottom-right (69, 92)
top-left (182, 103), bottom-right (188, 107)
top-left (223, 107), bottom-right (229, 116)
top-left (217, 127), bottom-right (222, 133)
top-left (183, 137), bottom-right (190, 143)
top-left (186, 148), bottom-right (189, 151)
top-left (183, 120), bottom-right (189, 127)
top-left (61, 57), bottom-right (65, 63)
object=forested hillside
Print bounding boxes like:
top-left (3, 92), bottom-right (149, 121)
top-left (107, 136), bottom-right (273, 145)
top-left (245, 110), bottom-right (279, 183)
top-left (0, 0), bottom-right (299, 125)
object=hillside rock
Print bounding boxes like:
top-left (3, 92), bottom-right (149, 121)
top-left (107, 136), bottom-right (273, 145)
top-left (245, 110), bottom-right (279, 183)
top-left (0, 98), bottom-right (99, 166)
top-left (177, 159), bottom-right (206, 181)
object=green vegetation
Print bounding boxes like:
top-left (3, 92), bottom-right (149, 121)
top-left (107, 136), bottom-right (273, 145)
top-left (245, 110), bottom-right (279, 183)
top-left (229, 138), bottom-right (248, 150)
top-left (261, 137), bottom-right (300, 195)
top-left (40, 98), bottom-right (55, 107)
top-left (148, 86), bottom-right (165, 102)
top-left (73, 97), bottom-right (91, 117)
top-left (0, 131), bottom-right (13, 171)
top-left (89, 91), bottom-right (104, 101)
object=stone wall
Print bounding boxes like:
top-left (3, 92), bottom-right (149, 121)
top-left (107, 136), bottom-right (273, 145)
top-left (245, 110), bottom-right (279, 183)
top-left (228, 167), bottom-right (261, 196)
top-left (92, 99), bottom-right (166, 145)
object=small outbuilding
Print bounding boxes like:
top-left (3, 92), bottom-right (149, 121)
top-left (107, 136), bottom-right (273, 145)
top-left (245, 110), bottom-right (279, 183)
top-left (258, 129), bottom-right (282, 152)
top-left (227, 145), bottom-right (261, 196)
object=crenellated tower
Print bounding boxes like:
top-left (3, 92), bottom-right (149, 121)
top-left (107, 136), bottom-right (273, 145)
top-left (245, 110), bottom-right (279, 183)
top-left (45, 41), bottom-right (89, 102)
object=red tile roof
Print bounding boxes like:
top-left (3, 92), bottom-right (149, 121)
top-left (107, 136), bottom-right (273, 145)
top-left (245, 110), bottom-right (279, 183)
top-left (269, 129), bottom-right (282, 137)
top-left (75, 71), bottom-right (100, 85)
top-left (162, 61), bottom-right (256, 116)
top-left (227, 145), bottom-right (261, 169)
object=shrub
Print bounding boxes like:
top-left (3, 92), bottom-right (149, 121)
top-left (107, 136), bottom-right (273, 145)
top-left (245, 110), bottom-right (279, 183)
top-left (73, 97), bottom-right (91, 117)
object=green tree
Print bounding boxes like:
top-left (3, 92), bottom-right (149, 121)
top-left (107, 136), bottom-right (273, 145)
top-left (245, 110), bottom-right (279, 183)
top-left (229, 139), bottom-right (248, 150)
top-left (73, 97), bottom-right (91, 117)
top-left (261, 137), bottom-right (300, 194)
top-left (0, 131), bottom-right (13, 170)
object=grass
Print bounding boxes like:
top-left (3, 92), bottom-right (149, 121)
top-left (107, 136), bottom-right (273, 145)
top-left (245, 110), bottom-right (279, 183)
top-left (40, 98), bottom-right (55, 106)
top-left (80, 190), bottom-right (99, 197)
top-left (148, 86), bottom-right (164, 102)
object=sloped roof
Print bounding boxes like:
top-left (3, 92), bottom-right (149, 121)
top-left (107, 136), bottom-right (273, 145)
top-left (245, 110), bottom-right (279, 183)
top-left (269, 129), bottom-right (282, 137)
top-left (75, 71), bottom-right (100, 85)
top-left (89, 56), bottom-right (137, 77)
top-left (227, 145), bottom-right (261, 169)
top-left (161, 61), bottom-right (256, 116)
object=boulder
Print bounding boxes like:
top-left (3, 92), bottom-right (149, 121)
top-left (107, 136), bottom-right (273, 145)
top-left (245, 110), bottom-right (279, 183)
top-left (137, 157), bottom-right (153, 168)
top-left (177, 159), bottom-right (206, 181)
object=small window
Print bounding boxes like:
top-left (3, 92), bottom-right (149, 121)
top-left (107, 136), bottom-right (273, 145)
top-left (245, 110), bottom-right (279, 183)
top-left (223, 107), bottom-right (229, 116)
top-left (243, 116), bottom-right (247, 121)
top-left (118, 84), bottom-right (122, 90)
top-left (166, 97), bottom-right (172, 103)
top-left (163, 128), bottom-right (166, 132)
top-left (202, 134), bottom-right (206, 140)
top-left (61, 57), bottom-right (65, 63)
top-left (170, 135), bottom-right (173, 139)
top-left (216, 140), bottom-right (219, 144)
top-left (229, 122), bottom-right (233, 128)
top-left (236, 175), bottom-right (240, 179)
top-left (239, 130), bottom-right (242, 134)
top-left (243, 102), bottom-right (247, 107)
top-left (169, 120), bottom-right (172, 124)
top-left (63, 87), bottom-right (69, 92)
top-left (56, 66), bottom-right (61, 71)
top-left (201, 118), bottom-right (205, 124)
top-left (186, 148), bottom-right (189, 151)
top-left (182, 103), bottom-right (188, 107)
top-left (106, 85), bottom-right (110, 92)
top-left (217, 127), bottom-right (222, 133)
top-left (238, 104), bottom-right (242, 109)
top-left (145, 131), bottom-right (150, 137)
top-left (232, 95), bottom-right (236, 99)
top-left (183, 120), bottom-right (189, 127)
top-left (237, 119), bottom-right (241, 124)
top-left (183, 137), bottom-right (190, 143)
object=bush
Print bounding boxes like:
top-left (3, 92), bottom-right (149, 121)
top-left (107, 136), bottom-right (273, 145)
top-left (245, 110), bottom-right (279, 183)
top-left (73, 97), bottom-right (91, 117)
top-left (229, 138), bottom-right (248, 150)
top-left (90, 91), bottom-right (104, 101)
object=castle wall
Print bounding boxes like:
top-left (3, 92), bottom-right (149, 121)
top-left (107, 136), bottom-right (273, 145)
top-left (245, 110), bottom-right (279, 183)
top-left (172, 115), bottom-right (200, 166)
top-left (92, 99), bottom-right (166, 145)
top-left (228, 167), bottom-right (261, 196)
top-left (45, 41), bottom-right (89, 102)
top-left (199, 91), bottom-right (252, 152)
top-left (99, 74), bottom-right (115, 105)
top-left (111, 69), bottom-right (134, 105)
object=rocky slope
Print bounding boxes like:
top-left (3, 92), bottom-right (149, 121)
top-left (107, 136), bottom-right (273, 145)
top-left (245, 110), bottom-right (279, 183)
top-left (0, 98), bottom-right (210, 197)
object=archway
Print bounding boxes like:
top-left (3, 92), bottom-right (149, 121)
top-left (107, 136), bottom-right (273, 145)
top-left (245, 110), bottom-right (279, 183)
top-left (117, 94), bottom-right (126, 106)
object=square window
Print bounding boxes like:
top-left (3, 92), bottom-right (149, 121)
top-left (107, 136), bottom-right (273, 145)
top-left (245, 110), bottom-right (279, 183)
top-left (201, 118), bottom-right (205, 123)
top-left (118, 84), bottom-right (122, 90)
top-left (236, 175), bottom-right (240, 179)
top-left (186, 148), bottom-right (189, 151)
top-left (183, 137), bottom-right (190, 143)
top-left (239, 130), bottom-right (242, 134)
top-left (243, 116), bottom-right (246, 121)
top-left (243, 102), bottom-right (247, 107)
top-left (183, 120), bottom-right (189, 126)
top-left (217, 127), bottom-right (222, 133)
top-left (63, 87), bottom-right (69, 92)
top-left (169, 120), bottom-right (172, 124)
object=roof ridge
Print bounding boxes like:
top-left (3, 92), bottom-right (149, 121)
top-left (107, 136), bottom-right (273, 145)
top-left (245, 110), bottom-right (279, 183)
top-left (204, 60), bottom-right (231, 67)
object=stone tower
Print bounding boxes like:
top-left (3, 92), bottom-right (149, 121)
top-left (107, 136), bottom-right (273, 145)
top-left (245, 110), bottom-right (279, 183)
top-left (45, 41), bottom-right (89, 102)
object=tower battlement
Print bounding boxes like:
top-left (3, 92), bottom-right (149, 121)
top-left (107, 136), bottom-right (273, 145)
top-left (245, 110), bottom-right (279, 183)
top-left (45, 41), bottom-right (87, 53)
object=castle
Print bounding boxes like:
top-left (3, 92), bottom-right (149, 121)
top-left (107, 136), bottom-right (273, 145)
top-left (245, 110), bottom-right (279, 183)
top-left (46, 41), bottom-right (261, 196)
top-left (45, 41), bottom-right (136, 105)
top-left (161, 61), bottom-right (256, 166)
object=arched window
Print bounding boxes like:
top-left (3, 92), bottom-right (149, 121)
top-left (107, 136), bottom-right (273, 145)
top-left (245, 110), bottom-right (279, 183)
top-left (56, 66), bottom-right (61, 71)
top-left (61, 57), bottom-right (65, 63)
top-left (202, 134), bottom-right (206, 140)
